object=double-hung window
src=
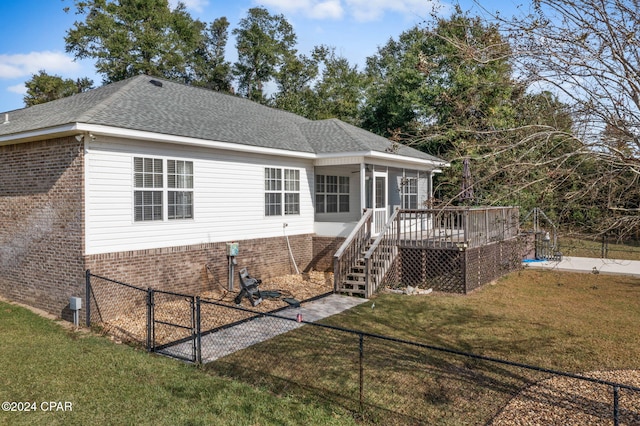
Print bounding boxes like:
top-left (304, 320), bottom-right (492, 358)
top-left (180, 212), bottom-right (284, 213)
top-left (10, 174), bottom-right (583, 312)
top-left (134, 158), bottom-right (164, 221)
top-left (168, 160), bottom-right (194, 219)
top-left (265, 167), bottom-right (300, 216)
top-left (134, 157), bottom-right (194, 222)
top-left (402, 177), bottom-right (418, 209)
top-left (316, 175), bottom-right (349, 213)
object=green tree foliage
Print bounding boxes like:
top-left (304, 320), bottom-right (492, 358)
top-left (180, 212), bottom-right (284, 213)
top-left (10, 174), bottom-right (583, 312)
top-left (23, 70), bottom-right (93, 106)
top-left (271, 48), bottom-right (322, 117)
top-left (361, 27), bottom-right (434, 137)
top-left (192, 17), bottom-right (233, 92)
top-left (311, 46), bottom-right (366, 124)
top-left (417, 8), bottom-right (515, 156)
top-left (232, 7), bottom-right (296, 104)
top-left (65, 0), bottom-right (205, 83)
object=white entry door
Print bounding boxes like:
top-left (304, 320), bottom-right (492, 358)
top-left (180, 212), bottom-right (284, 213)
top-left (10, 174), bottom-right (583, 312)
top-left (372, 170), bottom-right (388, 236)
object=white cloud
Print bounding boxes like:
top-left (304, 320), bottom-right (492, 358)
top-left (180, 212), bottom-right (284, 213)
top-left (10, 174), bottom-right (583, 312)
top-left (259, 0), bottom-right (344, 20)
top-left (169, 0), bottom-right (209, 13)
top-left (0, 51), bottom-right (80, 79)
top-left (7, 84), bottom-right (27, 95)
top-left (345, 0), bottom-right (436, 22)
top-left (257, 0), bottom-right (438, 22)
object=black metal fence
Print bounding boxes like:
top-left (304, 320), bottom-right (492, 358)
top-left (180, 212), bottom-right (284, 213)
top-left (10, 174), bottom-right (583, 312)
top-left (85, 270), bottom-right (640, 425)
top-left (559, 234), bottom-right (640, 261)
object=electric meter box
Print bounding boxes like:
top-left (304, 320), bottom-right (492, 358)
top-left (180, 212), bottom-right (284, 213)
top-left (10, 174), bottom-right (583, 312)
top-left (69, 296), bottom-right (82, 311)
top-left (226, 242), bottom-right (239, 257)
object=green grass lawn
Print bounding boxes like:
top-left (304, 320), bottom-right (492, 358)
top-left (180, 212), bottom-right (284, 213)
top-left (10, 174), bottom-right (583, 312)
top-left (2, 269), bottom-right (640, 425)
top-left (0, 302), bottom-right (356, 426)
top-left (205, 269), bottom-right (640, 424)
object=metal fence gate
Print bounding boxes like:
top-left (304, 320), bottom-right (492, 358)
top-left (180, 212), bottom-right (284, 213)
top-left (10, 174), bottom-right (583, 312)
top-left (150, 290), bottom-right (198, 363)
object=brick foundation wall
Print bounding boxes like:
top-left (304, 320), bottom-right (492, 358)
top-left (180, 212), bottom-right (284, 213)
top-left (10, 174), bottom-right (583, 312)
top-left (0, 137), bottom-right (85, 319)
top-left (311, 236), bottom-right (345, 272)
top-left (85, 234), bottom-right (316, 296)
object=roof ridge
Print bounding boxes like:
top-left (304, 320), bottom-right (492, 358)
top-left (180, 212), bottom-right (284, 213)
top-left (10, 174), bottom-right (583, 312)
top-left (328, 118), bottom-right (389, 150)
top-left (76, 75), bottom-right (146, 123)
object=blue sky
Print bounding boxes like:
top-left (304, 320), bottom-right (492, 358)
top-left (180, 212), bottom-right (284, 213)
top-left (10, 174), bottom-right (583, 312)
top-left (0, 0), bottom-right (523, 112)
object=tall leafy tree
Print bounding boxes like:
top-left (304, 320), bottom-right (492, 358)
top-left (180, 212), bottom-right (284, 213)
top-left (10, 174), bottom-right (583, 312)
top-left (416, 8), bottom-right (515, 156)
top-left (490, 0), bottom-right (640, 235)
top-left (232, 7), bottom-right (296, 103)
top-left (192, 17), bottom-right (233, 92)
top-left (272, 49), bottom-right (321, 117)
top-left (311, 46), bottom-right (366, 124)
top-left (23, 70), bottom-right (93, 106)
top-left (361, 27), bottom-right (433, 137)
top-left (64, 0), bottom-right (205, 83)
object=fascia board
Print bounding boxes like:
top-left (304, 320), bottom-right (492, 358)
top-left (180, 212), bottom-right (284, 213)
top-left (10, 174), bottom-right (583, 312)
top-left (78, 124), bottom-right (318, 159)
top-left (1, 123), bottom-right (317, 159)
top-left (315, 150), bottom-right (449, 170)
top-left (0, 124), bottom-right (80, 146)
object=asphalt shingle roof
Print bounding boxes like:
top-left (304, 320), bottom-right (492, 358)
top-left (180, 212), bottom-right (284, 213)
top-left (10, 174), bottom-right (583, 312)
top-left (0, 75), bottom-right (444, 163)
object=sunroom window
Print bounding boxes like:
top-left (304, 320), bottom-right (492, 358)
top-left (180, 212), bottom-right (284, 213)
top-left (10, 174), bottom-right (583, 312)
top-left (402, 177), bottom-right (418, 209)
top-left (316, 175), bottom-right (349, 213)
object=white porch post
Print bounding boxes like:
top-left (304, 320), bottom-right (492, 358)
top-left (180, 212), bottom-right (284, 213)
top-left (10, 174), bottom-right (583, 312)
top-left (429, 171), bottom-right (434, 199)
top-left (360, 162), bottom-right (366, 213)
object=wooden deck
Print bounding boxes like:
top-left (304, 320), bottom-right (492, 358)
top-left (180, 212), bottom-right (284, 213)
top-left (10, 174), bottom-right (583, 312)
top-left (334, 207), bottom-right (521, 296)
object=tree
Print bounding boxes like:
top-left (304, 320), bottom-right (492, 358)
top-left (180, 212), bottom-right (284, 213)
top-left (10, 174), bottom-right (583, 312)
top-left (192, 17), bottom-right (233, 92)
top-left (361, 27), bottom-right (433, 137)
top-left (65, 0), bottom-right (205, 83)
top-left (493, 0), bottom-right (640, 236)
top-left (232, 7), bottom-right (297, 103)
top-left (23, 70), bottom-right (93, 107)
top-left (359, 9), bottom-right (583, 227)
top-left (311, 46), bottom-right (366, 124)
top-left (272, 48), bottom-right (321, 117)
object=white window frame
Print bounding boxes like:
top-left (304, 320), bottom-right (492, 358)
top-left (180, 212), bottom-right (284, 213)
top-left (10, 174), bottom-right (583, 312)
top-left (316, 175), bottom-right (349, 213)
top-left (265, 167), bottom-right (300, 216)
top-left (401, 177), bottom-right (418, 209)
top-left (133, 157), bottom-right (194, 222)
top-left (167, 159), bottom-right (194, 220)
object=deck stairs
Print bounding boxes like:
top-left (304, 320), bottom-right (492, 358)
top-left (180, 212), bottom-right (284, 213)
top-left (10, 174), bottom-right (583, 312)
top-left (334, 208), bottom-right (400, 298)
top-left (340, 242), bottom-right (396, 296)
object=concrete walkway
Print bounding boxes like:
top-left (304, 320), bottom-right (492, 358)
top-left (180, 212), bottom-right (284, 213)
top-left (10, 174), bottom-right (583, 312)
top-left (523, 256), bottom-right (640, 278)
top-left (161, 294), bottom-right (368, 363)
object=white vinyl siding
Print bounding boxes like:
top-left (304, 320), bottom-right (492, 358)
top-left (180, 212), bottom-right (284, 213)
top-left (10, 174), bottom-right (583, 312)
top-left (85, 137), bottom-right (314, 255)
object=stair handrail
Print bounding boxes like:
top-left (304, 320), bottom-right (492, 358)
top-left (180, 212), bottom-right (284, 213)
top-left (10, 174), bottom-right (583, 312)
top-left (363, 207), bottom-right (400, 296)
top-left (333, 209), bottom-right (373, 291)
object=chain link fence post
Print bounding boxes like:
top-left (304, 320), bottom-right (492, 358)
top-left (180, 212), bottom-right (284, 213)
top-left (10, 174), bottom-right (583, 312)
top-left (146, 288), bottom-right (154, 352)
top-left (85, 269), bottom-right (91, 327)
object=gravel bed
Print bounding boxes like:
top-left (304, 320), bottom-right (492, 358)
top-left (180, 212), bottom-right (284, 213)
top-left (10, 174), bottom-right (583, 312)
top-left (100, 271), bottom-right (333, 345)
top-left (490, 370), bottom-right (640, 425)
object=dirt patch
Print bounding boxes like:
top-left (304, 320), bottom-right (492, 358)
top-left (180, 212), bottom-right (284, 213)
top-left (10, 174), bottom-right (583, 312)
top-left (99, 271), bottom-right (333, 345)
